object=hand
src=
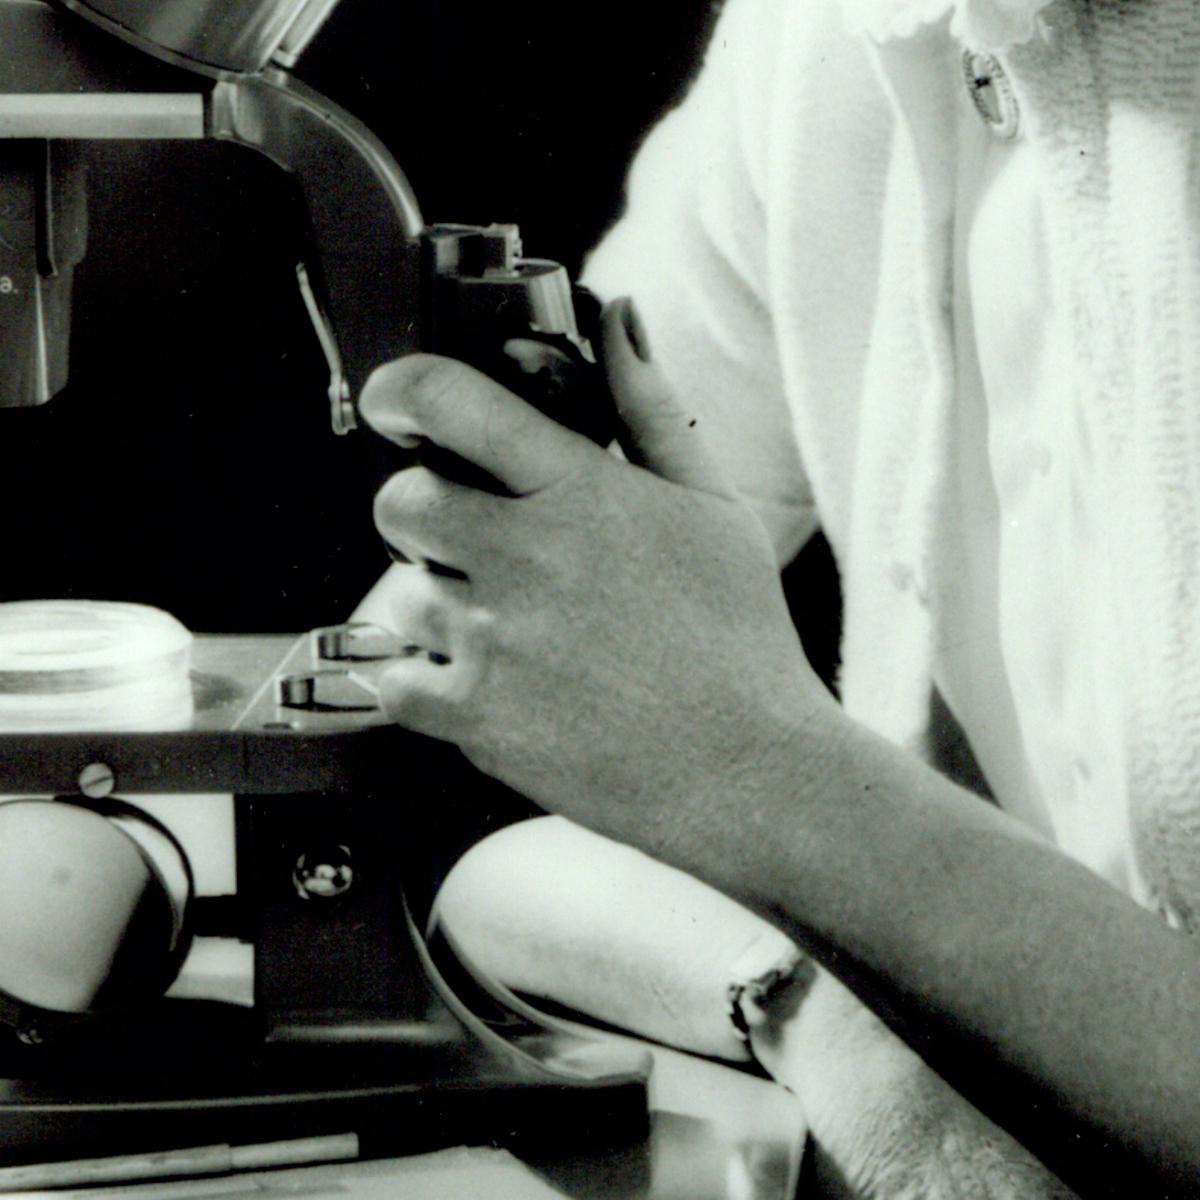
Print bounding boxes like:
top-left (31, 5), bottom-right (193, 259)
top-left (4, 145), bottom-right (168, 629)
top-left (359, 300), bottom-right (819, 855)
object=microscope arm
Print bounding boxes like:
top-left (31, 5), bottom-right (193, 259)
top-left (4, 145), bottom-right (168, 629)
top-left (209, 72), bottom-right (426, 434)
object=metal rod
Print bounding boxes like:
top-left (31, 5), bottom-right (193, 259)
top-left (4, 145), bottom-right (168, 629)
top-left (0, 94), bottom-right (205, 139)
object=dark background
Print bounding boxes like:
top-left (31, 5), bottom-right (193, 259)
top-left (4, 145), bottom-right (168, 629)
top-left (0, 0), bottom-right (840, 685)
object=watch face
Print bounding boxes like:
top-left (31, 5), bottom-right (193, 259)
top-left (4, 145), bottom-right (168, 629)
top-left (55, 0), bottom-right (340, 75)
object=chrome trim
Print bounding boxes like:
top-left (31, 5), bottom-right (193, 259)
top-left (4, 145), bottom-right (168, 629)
top-left (0, 93), bottom-right (205, 138)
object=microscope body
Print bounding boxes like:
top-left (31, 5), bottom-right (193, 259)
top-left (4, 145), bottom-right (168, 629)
top-left (0, 0), bottom-right (642, 1165)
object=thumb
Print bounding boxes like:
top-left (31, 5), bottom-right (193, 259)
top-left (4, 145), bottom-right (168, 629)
top-left (599, 298), bottom-right (734, 497)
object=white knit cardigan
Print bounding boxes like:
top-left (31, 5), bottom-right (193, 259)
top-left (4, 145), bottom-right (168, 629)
top-left (585, 0), bottom-right (1200, 928)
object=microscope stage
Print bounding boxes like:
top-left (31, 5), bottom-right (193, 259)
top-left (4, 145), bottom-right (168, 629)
top-left (0, 633), bottom-right (426, 796)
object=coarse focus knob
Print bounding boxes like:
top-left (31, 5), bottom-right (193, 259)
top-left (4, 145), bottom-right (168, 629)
top-left (292, 845), bottom-right (354, 899)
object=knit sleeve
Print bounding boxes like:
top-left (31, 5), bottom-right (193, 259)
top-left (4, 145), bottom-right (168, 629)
top-left (583, 0), bottom-right (817, 564)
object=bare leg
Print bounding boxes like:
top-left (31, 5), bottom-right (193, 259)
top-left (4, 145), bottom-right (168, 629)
top-left (432, 814), bottom-right (790, 1060)
top-left (436, 815), bottom-right (1078, 1199)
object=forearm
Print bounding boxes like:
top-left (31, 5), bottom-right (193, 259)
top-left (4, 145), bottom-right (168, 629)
top-left (657, 691), bottom-right (1200, 1195)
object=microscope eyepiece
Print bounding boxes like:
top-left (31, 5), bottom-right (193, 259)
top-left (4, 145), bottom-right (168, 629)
top-left (54, 0), bottom-right (343, 76)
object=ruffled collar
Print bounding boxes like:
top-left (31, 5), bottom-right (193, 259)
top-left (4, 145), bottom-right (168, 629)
top-left (839, 0), bottom-right (1054, 50)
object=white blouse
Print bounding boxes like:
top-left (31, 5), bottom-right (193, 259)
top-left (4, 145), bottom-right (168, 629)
top-left (938, 42), bottom-right (1136, 891)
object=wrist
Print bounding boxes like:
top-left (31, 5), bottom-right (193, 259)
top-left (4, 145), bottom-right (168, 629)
top-left (644, 679), bottom-right (838, 906)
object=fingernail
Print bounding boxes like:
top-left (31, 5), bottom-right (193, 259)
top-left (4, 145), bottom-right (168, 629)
top-left (620, 297), bottom-right (652, 363)
top-left (381, 430), bottom-right (425, 450)
top-left (503, 338), bottom-right (572, 398)
top-left (365, 413), bottom-right (424, 449)
top-left (359, 391), bottom-right (425, 448)
top-left (401, 644), bottom-right (451, 666)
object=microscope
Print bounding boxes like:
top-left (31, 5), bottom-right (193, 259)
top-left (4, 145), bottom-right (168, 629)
top-left (0, 0), bottom-right (647, 1169)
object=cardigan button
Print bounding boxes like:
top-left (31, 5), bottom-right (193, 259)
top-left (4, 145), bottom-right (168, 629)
top-left (888, 561), bottom-right (914, 592)
top-left (962, 49), bottom-right (1020, 140)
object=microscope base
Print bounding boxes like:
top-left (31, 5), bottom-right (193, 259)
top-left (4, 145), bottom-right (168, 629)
top-left (0, 1000), bottom-right (650, 1167)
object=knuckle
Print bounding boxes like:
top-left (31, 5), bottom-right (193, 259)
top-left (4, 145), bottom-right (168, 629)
top-left (399, 354), bottom-right (471, 421)
top-left (636, 373), bottom-right (682, 421)
top-left (361, 354), bottom-right (472, 428)
top-left (482, 391), bottom-right (540, 459)
top-left (383, 580), bottom-right (441, 633)
top-left (386, 561), bottom-right (447, 611)
top-left (465, 605), bottom-right (499, 639)
top-left (373, 467), bottom-right (447, 530)
top-left (361, 356), bottom-right (408, 402)
top-left (360, 356), bottom-right (421, 420)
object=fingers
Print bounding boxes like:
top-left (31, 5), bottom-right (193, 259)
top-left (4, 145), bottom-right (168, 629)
top-left (360, 353), bottom-right (601, 496)
top-left (361, 561), bottom-right (490, 740)
top-left (599, 298), bottom-right (734, 498)
top-left (376, 607), bottom-right (490, 740)
top-left (366, 561), bottom-right (462, 653)
top-left (377, 653), bottom-right (466, 740)
top-left (372, 464), bottom-right (497, 575)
